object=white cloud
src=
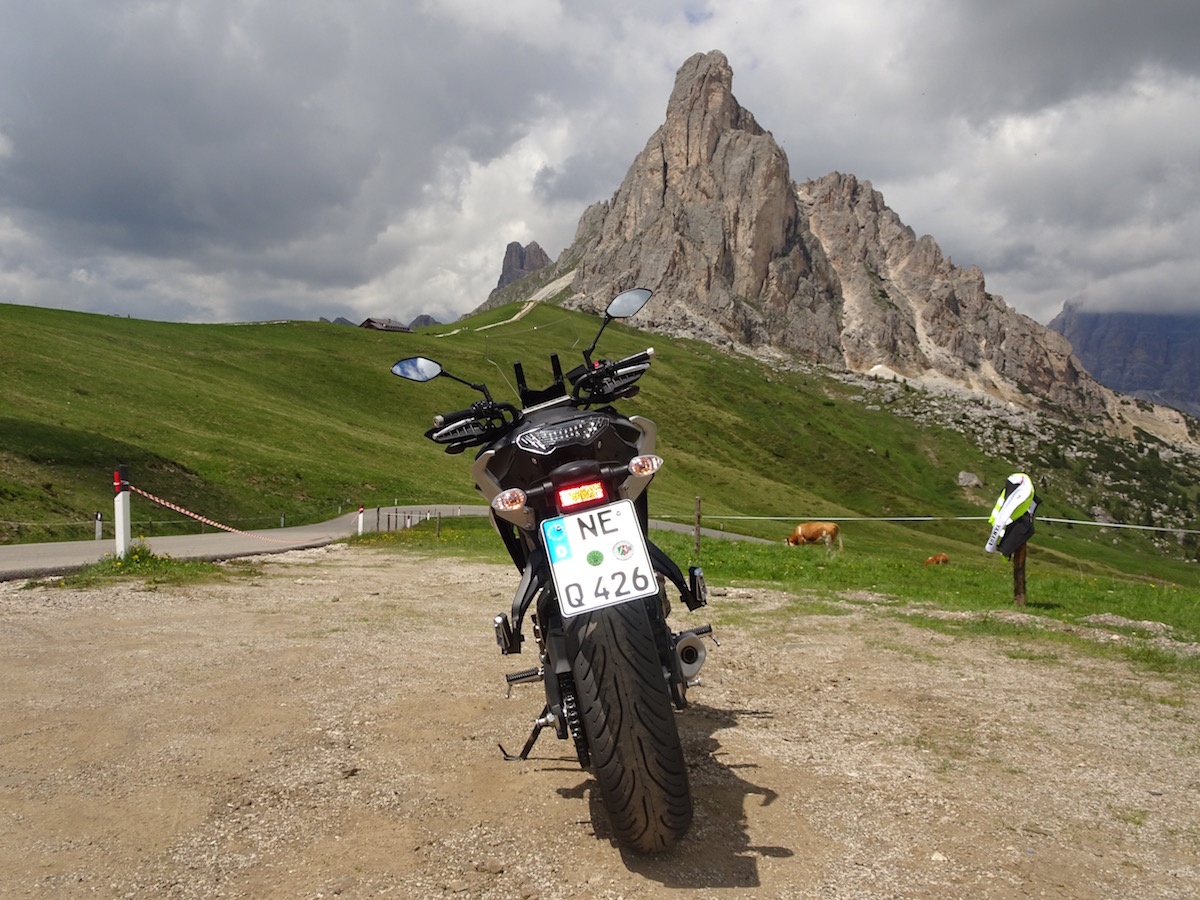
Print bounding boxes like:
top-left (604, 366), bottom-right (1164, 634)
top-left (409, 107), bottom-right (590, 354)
top-left (876, 64), bottom-right (1200, 320)
top-left (0, 0), bottom-right (1198, 326)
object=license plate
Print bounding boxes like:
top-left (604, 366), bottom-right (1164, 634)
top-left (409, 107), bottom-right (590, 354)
top-left (541, 499), bottom-right (657, 617)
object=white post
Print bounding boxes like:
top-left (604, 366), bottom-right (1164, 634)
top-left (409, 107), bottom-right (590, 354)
top-left (94, 511), bottom-right (102, 541)
top-left (357, 505), bottom-right (364, 535)
top-left (114, 466), bottom-right (131, 558)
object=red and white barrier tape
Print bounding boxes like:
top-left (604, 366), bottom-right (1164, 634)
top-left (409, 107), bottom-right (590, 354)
top-left (127, 484), bottom-right (296, 544)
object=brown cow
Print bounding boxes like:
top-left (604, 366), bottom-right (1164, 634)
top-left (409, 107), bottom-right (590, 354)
top-left (924, 553), bottom-right (950, 566)
top-left (785, 521), bottom-right (842, 551)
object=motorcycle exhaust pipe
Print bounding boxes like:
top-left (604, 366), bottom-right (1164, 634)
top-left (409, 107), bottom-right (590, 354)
top-left (675, 631), bottom-right (707, 680)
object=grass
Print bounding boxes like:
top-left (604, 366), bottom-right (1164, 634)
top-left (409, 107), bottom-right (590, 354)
top-left (363, 517), bottom-right (1200, 676)
top-left (2, 298), bottom-right (1198, 594)
top-left (33, 539), bottom-right (241, 588)
top-left (348, 516), bottom-right (511, 565)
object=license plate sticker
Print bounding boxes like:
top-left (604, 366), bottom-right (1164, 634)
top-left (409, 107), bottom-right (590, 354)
top-left (541, 499), bottom-right (657, 617)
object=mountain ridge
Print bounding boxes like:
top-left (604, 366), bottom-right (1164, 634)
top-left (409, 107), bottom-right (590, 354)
top-left (479, 50), bottom-right (1194, 448)
top-left (1049, 302), bottom-right (1200, 420)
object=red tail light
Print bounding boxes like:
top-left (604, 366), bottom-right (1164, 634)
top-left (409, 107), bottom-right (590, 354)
top-left (557, 480), bottom-right (606, 509)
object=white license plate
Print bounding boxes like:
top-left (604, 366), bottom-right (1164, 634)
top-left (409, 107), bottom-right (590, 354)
top-left (541, 499), bottom-right (657, 618)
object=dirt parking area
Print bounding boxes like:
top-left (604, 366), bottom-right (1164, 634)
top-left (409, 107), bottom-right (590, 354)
top-left (2, 544), bottom-right (1198, 898)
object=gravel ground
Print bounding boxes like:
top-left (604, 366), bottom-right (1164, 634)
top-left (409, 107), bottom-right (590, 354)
top-left (2, 543), bottom-right (1198, 898)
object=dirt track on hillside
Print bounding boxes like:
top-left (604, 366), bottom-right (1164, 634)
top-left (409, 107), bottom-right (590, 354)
top-left (2, 544), bottom-right (1199, 898)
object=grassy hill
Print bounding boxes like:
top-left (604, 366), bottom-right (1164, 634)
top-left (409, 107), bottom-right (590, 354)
top-left (2, 300), bottom-right (1197, 588)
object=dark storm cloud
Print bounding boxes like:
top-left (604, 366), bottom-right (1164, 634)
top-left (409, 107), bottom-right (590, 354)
top-left (0, 2), bottom-right (583, 296)
top-left (0, 1), bottom-right (1198, 325)
top-left (923, 0), bottom-right (1200, 116)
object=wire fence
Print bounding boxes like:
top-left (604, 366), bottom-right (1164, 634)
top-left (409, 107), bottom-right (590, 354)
top-left (653, 512), bottom-right (1200, 536)
top-left (4, 498), bottom-right (1198, 545)
top-left (0, 503), bottom-right (350, 543)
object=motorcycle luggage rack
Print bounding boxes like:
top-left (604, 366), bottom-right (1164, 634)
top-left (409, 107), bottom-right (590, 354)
top-left (515, 354), bottom-right (567, 408)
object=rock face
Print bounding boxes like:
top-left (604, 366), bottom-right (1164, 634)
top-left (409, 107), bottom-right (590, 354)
top-left (561, 50), bottom-right (844, 364)
top-left (492, 241), bottom-right (551, 294)
top-left (1049, 302), bottom-right (1200, 419)
top-left (802, 171), bottom-right (1111, 419)
top-left (497, 50), bottom-right (1190, 443)
top-left (549, 50), bottom-right (1163, 430)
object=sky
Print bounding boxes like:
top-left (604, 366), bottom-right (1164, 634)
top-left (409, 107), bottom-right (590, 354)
top-left (1, 1), bottom-right (1198, 328)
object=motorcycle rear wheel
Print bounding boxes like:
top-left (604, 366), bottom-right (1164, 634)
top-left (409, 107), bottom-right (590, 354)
top-left (566, 598), bottom-right (692, 853)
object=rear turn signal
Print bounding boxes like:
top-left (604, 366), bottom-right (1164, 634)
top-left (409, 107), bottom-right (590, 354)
top-left (628, 454), bottom-right (663, 477)
top-left (491, 488), bottom-right (528, 512)
top-left (557, 481), bottom-right (606, 509)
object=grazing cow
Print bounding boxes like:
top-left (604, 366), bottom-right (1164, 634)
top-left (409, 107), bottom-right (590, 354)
top-left (924, 553), bottom-right (950, 567)
top-left (785, 521), bottom-right (842, 551)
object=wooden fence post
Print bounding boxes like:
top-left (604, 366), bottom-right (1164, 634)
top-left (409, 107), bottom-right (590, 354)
top-left (1013, 543), bottom-right (1027, 607)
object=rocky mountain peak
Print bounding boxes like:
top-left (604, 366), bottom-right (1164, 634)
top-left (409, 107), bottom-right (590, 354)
top-left (563, 50), bottom-right (844, 363)
top-left (491, 240), bottom-right (551, 295)
top-left (497, 51), bottom-right (1193, 446)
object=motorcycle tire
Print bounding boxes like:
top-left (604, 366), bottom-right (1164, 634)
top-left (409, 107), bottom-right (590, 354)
top-left (566, 597), bottom-right (692, 853)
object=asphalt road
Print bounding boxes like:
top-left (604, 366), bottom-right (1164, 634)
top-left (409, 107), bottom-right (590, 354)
top-left (0, 506), bottom-right (488, 581)
top-left (0, 504), bottom-right (770, 582)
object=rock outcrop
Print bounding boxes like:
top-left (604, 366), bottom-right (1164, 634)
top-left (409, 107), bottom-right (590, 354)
top-left (491, 241), bottom-right (551, 294)
top-left (489, 50), bottom-right (1192, 444)
top-left (560, 50), bottom-right (844, 364)
top-left (802, 171), bottom-right (1110, 419)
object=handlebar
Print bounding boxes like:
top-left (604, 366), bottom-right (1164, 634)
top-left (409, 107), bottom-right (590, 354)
top-left (433, 406), bottom-right (478, 428)
top-left (619, 348), bottom-right (655, 369)
top-left (421, 347), bottom-right (653, 449)
top-left (425, 399), bottom-right (522, 451)
top-left (571, 347), bottom-right (655, 402)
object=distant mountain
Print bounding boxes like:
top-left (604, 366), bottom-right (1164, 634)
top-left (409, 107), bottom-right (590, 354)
top-left (1049, 302), bottom-right (1200, 419)
top-left (321, 313), bottom-right (440, 329)
top-left (489, 241), bottom-right (551, 296)
top-left (477, 50), bottom-right (1193, 447)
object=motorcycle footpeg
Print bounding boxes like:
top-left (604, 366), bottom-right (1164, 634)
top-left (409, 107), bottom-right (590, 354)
top-left (505, 666), bottom-right (543, 685)
top-left (503, 666), bottom-right (543, 699)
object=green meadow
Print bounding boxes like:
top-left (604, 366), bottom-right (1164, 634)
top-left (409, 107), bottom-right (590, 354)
top-left (3, 299), bottom-right (1199, 624)
top-left (357, 516), bottom-right (1200, 674)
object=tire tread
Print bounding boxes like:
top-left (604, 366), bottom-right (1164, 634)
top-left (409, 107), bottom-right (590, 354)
top-left (568, 600), bottom-right (691, 852)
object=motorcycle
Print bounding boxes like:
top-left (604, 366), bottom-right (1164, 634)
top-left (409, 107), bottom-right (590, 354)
top-left (391, 288), bottom-right (713, 853)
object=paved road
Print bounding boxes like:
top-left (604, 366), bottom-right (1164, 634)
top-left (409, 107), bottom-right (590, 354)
top-left (0, 506), bottom-right (488, 581)
top-left (0, 504), bottom-right (768, 582)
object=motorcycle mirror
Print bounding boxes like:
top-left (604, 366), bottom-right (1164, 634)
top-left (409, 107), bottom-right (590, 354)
top-left (585, 288), bottom-right (652, 365)
top-left (605, 288), bottom-right (652, 319)
top-left (391, 357), bottom-right (443, 382)
top-left (391, 356), bottom-right (495, 401)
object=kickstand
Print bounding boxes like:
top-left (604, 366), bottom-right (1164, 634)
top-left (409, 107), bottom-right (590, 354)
top-left (498, 705), bottom-right (550, 761)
